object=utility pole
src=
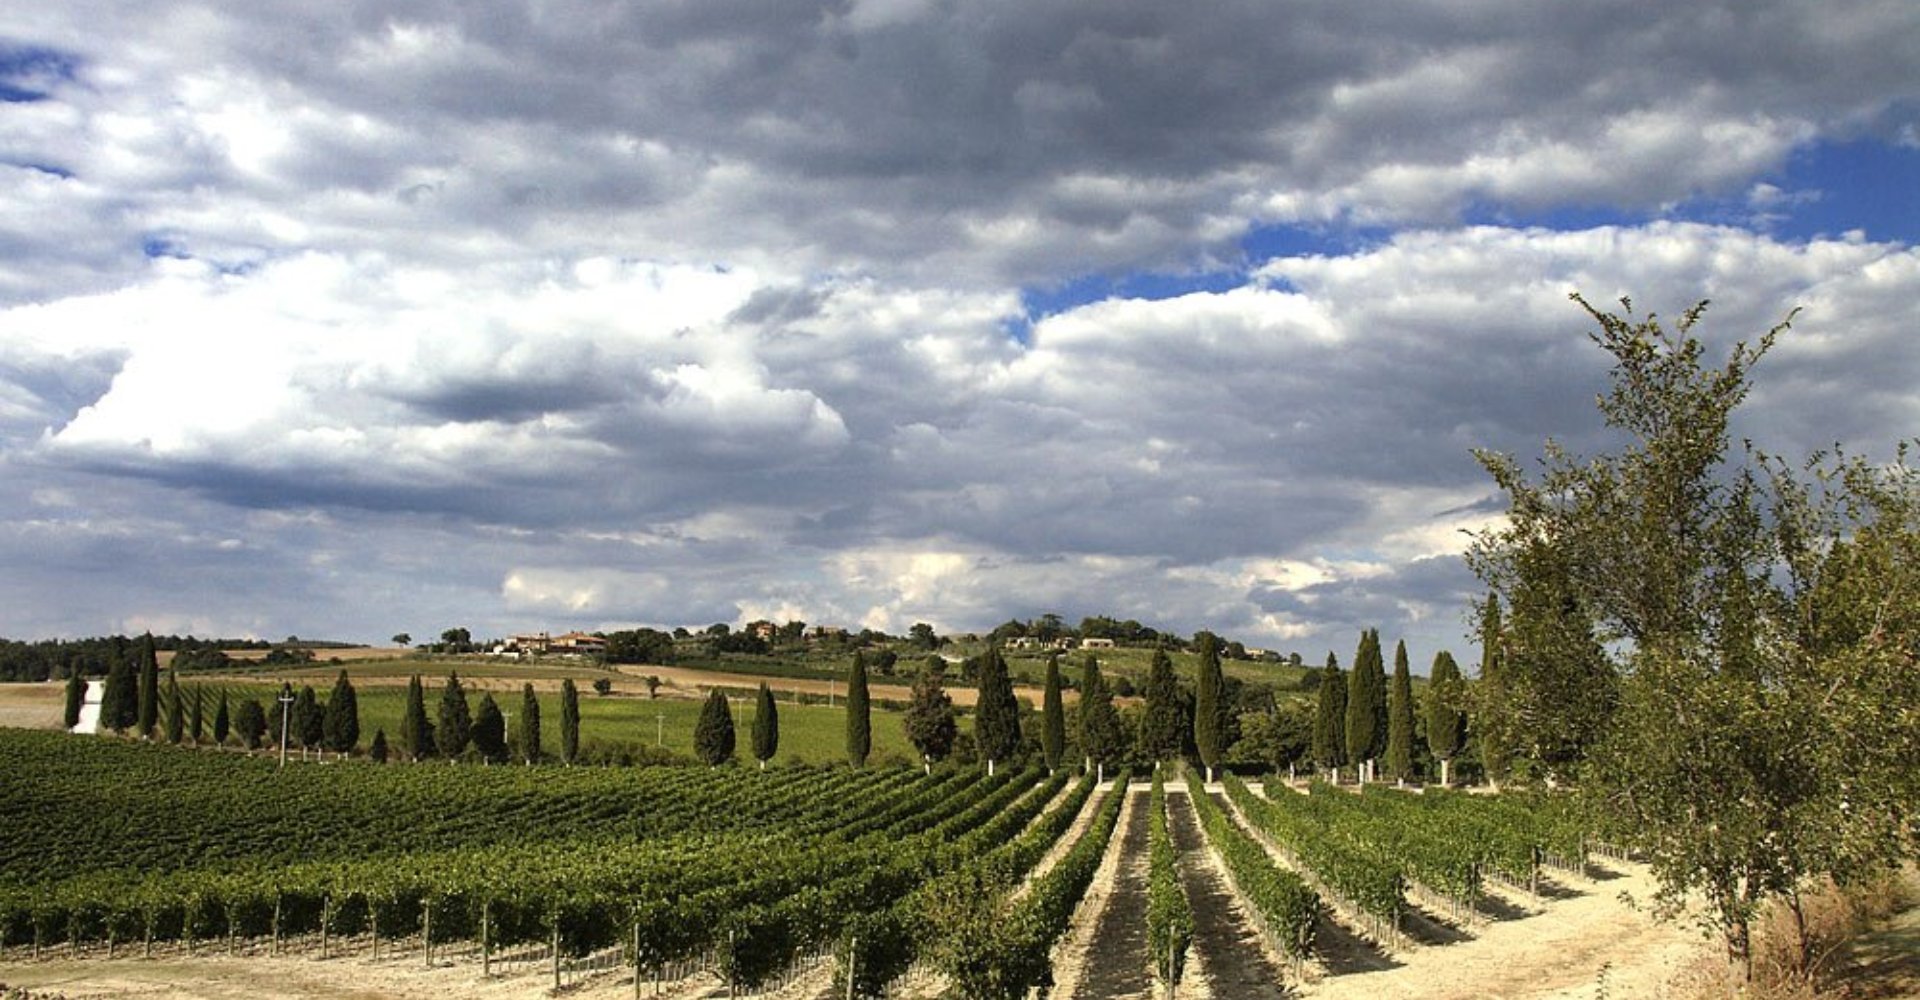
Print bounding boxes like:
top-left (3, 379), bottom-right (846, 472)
top-left (276, 683), bottom-right (294, 768)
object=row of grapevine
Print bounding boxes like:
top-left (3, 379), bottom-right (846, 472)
top-left (1227, 776), bottom-right (1406, 945)
top-left (1146, 772), bottom-right (1193, 986)
top-left (1186, 774), bottom-right (1317, 965)
top-left (1293, 783), bottom-right (1483, 920)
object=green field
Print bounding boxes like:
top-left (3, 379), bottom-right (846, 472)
top-left (197, 679), bottom-right (919, 766)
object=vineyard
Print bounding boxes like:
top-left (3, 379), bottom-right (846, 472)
top-left (0, 729), bottom-right (1695, 998)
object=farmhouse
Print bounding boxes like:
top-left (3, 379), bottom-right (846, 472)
top-left (1080, 637), bottom-right (1116, 649)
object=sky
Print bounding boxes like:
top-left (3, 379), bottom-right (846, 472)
top-left (1, 2), bottom-right (1917, 670)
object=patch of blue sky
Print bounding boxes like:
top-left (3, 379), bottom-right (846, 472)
top-left (0, 42), bottom-right (81, 103)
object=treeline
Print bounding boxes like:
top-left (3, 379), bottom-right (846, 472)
top-left (0, 633), bottom-right (287, 683)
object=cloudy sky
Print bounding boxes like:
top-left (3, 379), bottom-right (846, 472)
top-left (2, 2), bottom-right (1916, 668)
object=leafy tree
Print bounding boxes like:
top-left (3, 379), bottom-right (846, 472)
top-left (472, 693), bottom-right (508, 764)
top-left (559, 678), bottom-right (580, 765)
top-left (1075, 654), bottom-right (1125, 776)
top-left (323, 670), bottom-right (360, 756)
top-left (63, 671), bottom-right (84, 729)
top-left (1137, 649), bottom-right (1184, 763)
top-left (162, 666), bottom-right (184, 743)
top-left (972, 647), bottom-right (1021, 773)
top-left (1040, 655), bottom-right (1066, 771)
top-left (694, 690), bottom-right (736, 766)
top-left (135, 634), bottom-right (159, 737)
top-left (1468, 293), bottom-right (1920, 977)
top-left (399, 674), bottom-right (434, 760)
top-left (905, 662), bottom-right (957, 770)
top-left (213, 691), bottom-right (231, 745)
top-left (519, 683), bottom-right (541, 764)
top-left (438, 673), bottom-right (472, 760)
top-left (1192, 632), bottom-right (1228, 781)
top-left (439, 626), bottom-right (472, 651)
top-left (1344, 630), bottom-right (1386, 777)
top-left (1384, 640), bottom-right (1415, 781)
top-left (751, 682), bottom-right (779, 769)
top-left (1425, 651), bottom-right (1466, 785)
top-left (369, 728), bottom-right (390, 764)
top-left (234, 698), bottom-right (267, 750)
top-left (592, 677), bottom-right (613, 696)
top-left (1311, 652), bottom-right (1346, 773)
top-left (907, 622), bottom-right (940, 650)
top-left (294, 685), bottom-right (324, 754)
top-left (391, 633), bottom-right (411, 647)
top-left (187, 686), bottom-right (205, 744)
top-left (846, 652), bottom-right (871, 767)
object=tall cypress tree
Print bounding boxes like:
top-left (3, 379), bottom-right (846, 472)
top-left (323, 670), bottom-right (360, 756)
top-left (135, 634), bottom-right (160, 738)
top-left (904, 663), bottom-right (957, 771)
top-left (1076, 653), bottom-right (1124, 777)
top-left (1311, 652), bottom-right (1347, 773)
top-left (752, 682), bottom-right (779, 769)
top-left (1476, 593), bottom-right (1510, 784)
top-left (63, 671), bottom-right (85, 730)
top-left (846, 652), bottom-right (871, 767)
top-left (1137, 648), bottom-right (1183, 763)
top-left (1426, 650), bottom-right (1466, 785)
top-left (694, 689), bottom-right (735, 766)
top-left (973, 647), bottom-right (1021, 773)
top-left (162, 667), bottom-right (184, 743)
top-left (213, 690), bottom-right (231, 745)
top-left (369, 729), bottom-right (390, 764)
top-left (472, 693), bottom-right (508, 764)
top-left (1193, 632), bottom-right (1228, 781)
top-left (519, 683), bottom-right (541, 764)
top-left (1345, 629), bottom-right (1387, 778)
top-left (101, 657), bottom-right (135, 733)
top-left (559, 678), bottom-right (580, 765)
top-left (1385, 639), bottom-right (1415, 781)
top-left (295, 685), bottom-right (325, 754)
top-left (188, 686), bottom-right (205, 744)
top-left (401, 674), bottom-right (435, 761)
top-left (438, 672), bottom-right (472, 761)
top-left (1040, 654), bottom-right (1066, 772)
top-left (234, 698), bottom-right (266, 750)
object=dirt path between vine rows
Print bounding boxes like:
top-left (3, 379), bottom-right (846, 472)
top-left (1166, 787), bottom-right (1296, 1000)
top-left (1053, 784), bottom-right (1154, 1000)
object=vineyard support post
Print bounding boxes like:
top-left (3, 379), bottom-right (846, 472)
top-left (846, 935), bottom-right (856, 1000)
top-left (482, 901), bottom-right (491, 977)
top-left (144, 913), bottom-right (152, 959)
top-left (423, 900), bottom-right (432, 967)
top-left (551, 918), bottom-right (561, 991)
top-left (631, 920), bottom-right (640, 1000)
top-left (271, 894), bottom-right (281, 956)
top-left (320, 896), bottom-right (329, 959)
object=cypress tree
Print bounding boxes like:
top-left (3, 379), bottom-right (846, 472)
top-left (1193, 632), bottom-right (1228, 782)
top-left (973, 647), bottom-right (1021, 773)
top-left (323, 670), bottom-right (360, 756)
top-left (234, 698), bottom-right (267, 750)
top-left (472, 693), bottom-right (508, 764)
top-left (101, 657), bottom-right (135, 733)
top-left (559, 678), bottom-right (580, 765)
top-left (1137, 648), bottom-right (1183, 763)
top-left (1040, 654), bottom-right (1066, 772)
top-left (519, 683), bottom-right (541, 764)
top-left (1076, 653), bottom-right (1124, 777)
top-left (1427, 650), bottom-right (1466, 786)
top-left (693, 690), bottom-right (736, 766)
top-left (401, 674), bottom-right (435, 761)
top-left (846, 652), bottom-right (871, 767)
top-left (1385, 639), bottom-right (1415, 781)
top-left (135, 634), bottom-right (160, 738)
top-left (295, 685), bottom-right (324, 755)
top-left (1345, 630), bottom-right (1387, 778)
top-left (751, 682), bottom-right (779, 769)
top-left (63, 671), bottom-right (84, 730)
top-left (162, 667), bottom-right (184, 743)
top-left (188, 686), bottom-right (205, 744)
top-left (369, 728), bottom-right (390, 764)
top-left (1476, 593), bottom-right (1510, 784)
top-left (904, 662), bottom-right (957, 771)
top-left (438, 673), bottom-right (472, 760)
top-left (213, 691), bottom-right (231, 745)
top-left (1311, 652), bottom-right (1347, 773)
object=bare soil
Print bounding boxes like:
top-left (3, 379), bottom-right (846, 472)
top-left (1051, 785), bottom-right (1154, 1000)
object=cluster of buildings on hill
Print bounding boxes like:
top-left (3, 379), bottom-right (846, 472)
top-left (490, 631), bottom-right (607, 658)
